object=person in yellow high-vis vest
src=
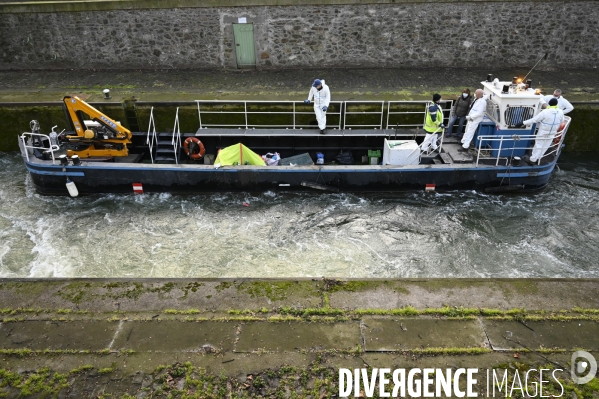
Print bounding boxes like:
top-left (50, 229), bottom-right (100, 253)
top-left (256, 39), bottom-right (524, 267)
top-left (422, 93), bottom-right (444, 153)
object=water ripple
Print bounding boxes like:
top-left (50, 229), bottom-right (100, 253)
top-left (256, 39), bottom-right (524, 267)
top-left (0, 152), bottom-right (598, 278)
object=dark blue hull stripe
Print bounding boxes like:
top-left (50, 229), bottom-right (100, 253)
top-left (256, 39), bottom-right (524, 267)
top-left (26, 163), bottom-right (555, 176)
top-left (26, 165), bottom-right (85, 177)
top-left (497, 166), bottom-right (554, 178)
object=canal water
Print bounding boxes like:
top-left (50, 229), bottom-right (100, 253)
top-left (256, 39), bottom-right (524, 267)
top-left (1, 151), bottom-right (598, 278)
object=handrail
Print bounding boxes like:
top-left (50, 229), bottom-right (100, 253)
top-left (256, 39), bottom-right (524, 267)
top-left (19, 132), bottom-right (59, 164)
top-left (195, 100), bottom-right (343, 130)
top-left (344, 101), bottom-right (384, 129)
top-left (414, 126), bottom-right (445, 158)
top-left (473, 115), bottom-right (571, 166)
top-left (146, 107), bottom-right (158, 164)
top-left (386, 100), bottom-right (453, 129)
top-left (172, 107), bottom-right (182, 164)
top-left (474, 133), bottom-right (537, 166)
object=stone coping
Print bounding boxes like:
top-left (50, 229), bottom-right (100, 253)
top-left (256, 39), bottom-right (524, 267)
top-left (2, 278), bottom-right (599, 312)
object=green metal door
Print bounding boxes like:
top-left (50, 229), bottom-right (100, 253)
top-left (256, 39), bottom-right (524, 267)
top-left (233, 23), bottom-right (256, 68)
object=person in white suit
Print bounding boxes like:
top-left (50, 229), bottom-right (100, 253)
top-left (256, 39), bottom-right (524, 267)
top-left (305, 79), bottom-right (330, 135)
top-left (459, 89), bottom-right (487, 152)
top-left (522, 97), bottom-right (564, 165)
top-left (540, 89), bottom-right (573, 115)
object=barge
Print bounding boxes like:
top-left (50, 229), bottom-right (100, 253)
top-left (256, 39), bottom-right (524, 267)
top-left (18, 78), bottom-right (571, 196)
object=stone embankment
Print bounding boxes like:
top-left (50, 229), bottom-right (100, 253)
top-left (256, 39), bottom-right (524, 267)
top-left (1, 278), bottom-right (598, 397)
top-left (1, 0), bottom-right (598, 70)
top-left (1, 67), bottom-right (598, 153)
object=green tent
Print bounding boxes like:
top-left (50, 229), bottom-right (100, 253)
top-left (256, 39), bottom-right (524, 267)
top-left (214, 143), bottom-right (266, 166)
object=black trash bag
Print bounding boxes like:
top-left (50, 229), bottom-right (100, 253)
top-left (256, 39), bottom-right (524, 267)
top-left (335, 150), bottom-right (354, 165)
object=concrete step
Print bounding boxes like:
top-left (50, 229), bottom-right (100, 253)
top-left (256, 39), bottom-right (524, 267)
top-left (2, 317), bottom-right (598, 353)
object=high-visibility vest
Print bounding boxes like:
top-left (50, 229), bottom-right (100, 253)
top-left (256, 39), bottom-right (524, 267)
top-left (424, 105), bottom-right (443, 133)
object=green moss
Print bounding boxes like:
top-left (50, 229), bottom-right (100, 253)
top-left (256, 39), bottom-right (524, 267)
top-left (326, 280), bottom-right (369, 292)
top-left (225, 316), bottom-right (262, 322)
top-left (136, 105), bottom-right (200, 134)
top-left (279, 307), bottom-right (344, 317)
top-left (321, 279), bottom-right (410, 295)
top-left (181, 281), bottom-right (205, 298)
top-left (101, 281), bottom-right (179, 302)
top-left (506, 308), bottom-right (527, 319)
top-left (215, 282), bottom-right (233, 292)
top-left (98, 363), bottom-right (116, 375)
top-left (414, 347), bottom-right (491, 356)
top-left (268, 315), bottom-right (302, 322)
top-left (227, 309), bottom-right (253, 315)
top-left (0, 106), bottom-right (67, 152)
top-left (1, 359), bottom-right (591, 399)
top-left (69, 365), bottom-right (93, 374)
top-left (573, 307), bottom-right (599, 314)
top-left (480, 308), bottom-right (505, 316)
top-left (421, 306), bottom-right (481, 317)
top-left (0, 349), bottom-right (33, 357)
top-left (57, 282), bottom-right (93, 304)
top-left (240, 281), bottom-right (317, 302)
top-left (565, 105), bottom-right (599, 152)
top-left (164, 308), bottom-right (202, 315)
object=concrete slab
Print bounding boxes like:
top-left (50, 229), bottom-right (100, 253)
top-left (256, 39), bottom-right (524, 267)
top-left (0, 279), bottom-right (322, 313)
top-left (362, 317), bottom-right (487, 351)
top-left (482, 320), bottom-right (599, 351)
top-left (4, 279), bottom-right (599, 313)
top-left (235, 322), bottom-right (361, 352)
top-left (328, 280), bottom-right (599, 311)
top-left (0, 321), bottom-right (117, 350)
top-left (111, 321), bottom-right (237, 352)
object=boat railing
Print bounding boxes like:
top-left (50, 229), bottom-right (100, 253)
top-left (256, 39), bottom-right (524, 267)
top-left (19, 132), bottom-right (60, 164)
top-left (191, 100), bottom-right (454, 131)
top-left (413, 126), bottom-right (446, 159)
top-left (344, 101), bottom-right (385, 129)
top-left (474, 115), bottom-right (571, 166)
top-left (386, 100), bottom-right (453, 130)
top-left (195, 100), bottom-right (343, 130)
top-left (147, 107), bottom-right (158, 164)
top-left (172, 107), bottom-right (182, 164)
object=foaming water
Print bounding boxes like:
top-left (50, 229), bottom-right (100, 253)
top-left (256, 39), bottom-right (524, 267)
top-left (1, 152), bottom-right (598, 278)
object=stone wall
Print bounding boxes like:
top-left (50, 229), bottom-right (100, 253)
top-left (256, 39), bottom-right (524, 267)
top-left (0, 1), bottom-right (598, 70)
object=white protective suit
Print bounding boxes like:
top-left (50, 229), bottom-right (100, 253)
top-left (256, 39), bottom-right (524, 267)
top-left (461, 95), bottom-right (487, 149)
top-left (307, 80), bottom-right (331, 130)
top-left (523, 106), bottom-right (564, 163)
top-left (540, 95), bottom-right (573, 115)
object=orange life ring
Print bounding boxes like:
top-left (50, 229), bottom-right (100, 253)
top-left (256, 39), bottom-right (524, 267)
top-left (183, 137), bottom-right (205, 159)
top-left (553, 121), bottom-right (567, 145)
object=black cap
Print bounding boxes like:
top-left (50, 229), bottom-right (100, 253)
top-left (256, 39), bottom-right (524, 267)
top-left (432, 93), bottom-right (441, 102)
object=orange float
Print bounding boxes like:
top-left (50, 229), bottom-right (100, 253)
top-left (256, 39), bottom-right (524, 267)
top-left (553, 121), bottom-right (566, 146)
top-left (183, 137), bottom-right (205, 159)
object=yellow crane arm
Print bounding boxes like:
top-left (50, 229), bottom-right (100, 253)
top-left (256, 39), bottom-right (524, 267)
top-left (63, 96), bottom-right (132, 158)
top-left (63, 96), bottom-right (132, 141)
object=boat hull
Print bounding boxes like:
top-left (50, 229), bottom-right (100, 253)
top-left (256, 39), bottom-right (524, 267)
top-left (24, 159), bottom-right (556, 195)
